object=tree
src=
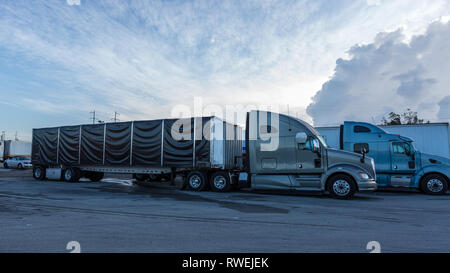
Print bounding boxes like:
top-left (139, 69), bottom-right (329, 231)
top-left (381, 112), bottom-right (401, 125)
top-left (381, 109), bottom-right (427, 125)
top-left (401, 108), bottom-right (424, 125)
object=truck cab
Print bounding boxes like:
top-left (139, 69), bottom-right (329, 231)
top-left (340, 121), bottom-right (450, 194)
top-left (245, 111), bottom-right (377, 199)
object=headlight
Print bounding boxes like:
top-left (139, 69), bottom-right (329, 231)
top-left (359, 172), bottom-right (369, 180)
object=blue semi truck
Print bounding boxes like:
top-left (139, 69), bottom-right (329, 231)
top-left (319, 121), bottom-right (450, 195)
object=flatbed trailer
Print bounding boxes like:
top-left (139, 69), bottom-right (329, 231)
top-left (32, 116), bottom-right (243, 191)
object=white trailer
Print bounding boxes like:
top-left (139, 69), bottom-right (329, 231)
top-left (1, 140), bottom-right (32, 161)
top-left (316, 122), bottom-right (450, 158)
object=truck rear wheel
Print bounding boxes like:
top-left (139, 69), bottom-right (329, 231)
top-left (420, 174), bottom-right (448, 195)
top-left (33, 166), bottom-right (46, 180)
top-left (210, 171), bottom-right (232, 192)
top-left (328, 174), bottom-right (356, 199)
top-left (187, 171), bottom-right (207, 191)
top-left (63, 167), bottom-right (80, 182)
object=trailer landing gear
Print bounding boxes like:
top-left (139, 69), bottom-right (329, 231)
top-left (85, 171), bottom-right (104, 182)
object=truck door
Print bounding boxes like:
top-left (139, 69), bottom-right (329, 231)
top-left (292, 136), bottom-right (324, 189)
top-left (390, 142), bottom-right (415, 186)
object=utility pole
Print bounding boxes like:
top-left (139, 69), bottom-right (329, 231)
top-left (14, 131), bottom-right (19, 141)
top-left (90, 110), bottom-right (96, 124)
top-left (112, 111), bottom-right (120, 123)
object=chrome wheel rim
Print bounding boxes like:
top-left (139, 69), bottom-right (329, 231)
top-left (333, 180), bottom-right (351, 196)
top-left (189, 175), bottom-right (202, 189)
top-left (34, 168), bottom-right (41, 178)
top-left (427, 179), bottom-right (444, 193)
top-left (213, 176), bottom-right (227, 190)
top-left (64, 169), bottom-right (73, 181)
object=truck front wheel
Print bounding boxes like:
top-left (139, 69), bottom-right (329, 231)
top-left (210, 171), bottom-right (232, 192)
top-left (33, 166), bottom-right (46, 180)
top-left (327, 174), bottom-right (356, 199)
top-left (420, 174), bottom-right (448, 195)
top-left (187, 171), bottom-right (207, 191)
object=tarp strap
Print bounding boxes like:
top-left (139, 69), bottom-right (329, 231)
top-left (160, 119), bottom-right (164, 167)
top-left (56, 127), bottom-right (60, 165)
top-left (102, 123), bottom-right (106, 165)
top-left (130, 121), bottom-right (134, 166)
top-left (78, 125), bottom-right (82, 165)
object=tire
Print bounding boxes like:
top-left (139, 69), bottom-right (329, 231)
top-left (88, 172), bottom-right (104, 182)
top-left (186, 171), bottom-right (208, 191)
top-left (3, 162), bottom-right (8, 169)
top-left (327, 174), bottom-right (357, 199)
top-left (33, 166), bottom-right (46, 180)
top-left (420, 174), bottom-right (448, 195)
top-left (210, 171), bottom-right (232, 192)
top-left (63, 167), bottom-right (80, 182)
top-left (18, 163), bottom-right (23, 169)
top-left (133, 174), bottom-right (149, 182)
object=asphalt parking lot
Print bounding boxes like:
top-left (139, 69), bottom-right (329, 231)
top-left (0, 166), bottom-right (449, 253)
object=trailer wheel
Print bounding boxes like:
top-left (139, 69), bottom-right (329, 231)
top-left (327, 174), bottom-right (356, 199)
top-left (33, 166), bottom-right (46, 180)
top-left (210, 171), bottom-right (232, 192)
top-left (420, 174), bottom-right (448, 195)
top-left (63, 167), bottom-right (80, 182)
top-left (187, 171), bottom-right (207, 191)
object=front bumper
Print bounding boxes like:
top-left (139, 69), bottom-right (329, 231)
top-left (23, 164), bottom-right (33, 168)
top-left (357, 179), bottom-right (378, 192)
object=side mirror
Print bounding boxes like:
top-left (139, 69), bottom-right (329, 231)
top-left (361, 147), bottom-right (367, 163)
top-left (295, 132), bottom-right (307, 144)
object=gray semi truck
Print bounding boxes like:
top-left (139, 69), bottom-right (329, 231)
top-left (31, 111), bottom-right (377, 199)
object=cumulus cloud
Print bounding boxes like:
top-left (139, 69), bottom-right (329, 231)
top-left (0, 0), bottom-right (449, 136)
top-left (307, 20), bottom-right (450, 126)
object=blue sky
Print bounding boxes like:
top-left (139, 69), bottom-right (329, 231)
top-left (0, 0), bottom-right (449, 140)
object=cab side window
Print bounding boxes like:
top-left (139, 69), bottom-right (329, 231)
top-left (354, 126), bottom-right (371, 133)
top-left (297, 138), bottom-right (312, 150)
top-left (393, 142), bottom-right (407, 154)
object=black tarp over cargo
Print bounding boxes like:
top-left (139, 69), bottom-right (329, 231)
top-left (31, 117), bottom-right (242, 170)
